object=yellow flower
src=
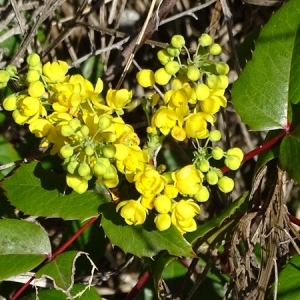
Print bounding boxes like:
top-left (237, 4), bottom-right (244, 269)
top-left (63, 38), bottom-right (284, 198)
top-left (43, 60), bottom-right (69, 83)
top-left (200, 89), bottom-right (227, 114)
top-left (171, 125), bottom-right (186, 142)
top-left (106, 88), bottom-right (133, 114)
top-left (171, 199), bottom-right (200, 234)
top-left (136, 69), bottom-right (155, 87)
top-left (29, 118), bottom-right (53, 138)
top-left (116, 200), bottom-right (148, 225)
top-left (184, 112), bottom-right (215, 139)
top-left (134, 166), bottom-right (167, 197)
top-left (172, 165), bottom-right (204, 195)
top-left (163, 184), bottom-right (178, 199)
top-left (151, 106), bottom-right (183, 135)
top-left (141, 195), bottom-right (155, 209)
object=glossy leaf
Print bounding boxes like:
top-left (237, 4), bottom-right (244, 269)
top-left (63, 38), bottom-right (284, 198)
top-left (2, 162), bottom-right (103, 220)
top-left (0, 136), bottom-right (21, 180)
top-left (101, 203), bottom-right (196, 258)
top-left (276, 255), bottom-right (300, 299)
top-left (36, 251), bottom-right (93, 292)
top-left (20, 283), bottom-right (101, 300)
top-left (185, 192), bottom-right (248, 245)
top-left (280, 123), bottom-right (300, 184)
top-left (231, 0), bottom-right (300, 131)
top-left (0, 219), bottom-right (51, 281)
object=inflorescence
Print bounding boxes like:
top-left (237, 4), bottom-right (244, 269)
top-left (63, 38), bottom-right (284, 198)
top-left (0, 33), bottom-right (243, 234)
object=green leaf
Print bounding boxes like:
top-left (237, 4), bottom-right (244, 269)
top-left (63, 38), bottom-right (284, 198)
top-left (2, 162), bottom-right (103, 220)
top-left (185, 192), bottom-right (248, 245)
top-left (101, 203), bottom-right (196, 258)
top-left (36, 251), bottom-right (93, 292)
top-left (280, 124), bottom-right (300, 183)
top-left (276, 255), bottom-right (300, 299)
top-left (20, 284), bottom-right (101, 300)
top-left (0, 219), bottom-right (51, 281)
top-left (231, 0), bottom-right (300, 131)
top-left (0, 136), bottom-right (21, 180)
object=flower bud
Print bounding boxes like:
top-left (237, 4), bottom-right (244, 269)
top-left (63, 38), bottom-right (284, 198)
top-left (170, 35), bottom-right (185, 49)
top-left (85, 145), bottom-right (94, 156)
top-left (80, 125), bottom-right (89, 136)
top-left (60, 145), bottom-right (74, 159)
top-left (194, 185), bottom-right (210, 202)
top-left (69, 118), bottom-right (81, 132)
top-left (28, 81), bottom-right (45, 98)
top-left (98, 115), bottom-right (112, 130)
top-left (26, 53), bottom-right (41, 67)
top-left (164, 61), bottom-right (180, 75)
top-left (78, 162), bottom-right (91, 177)
top-left (67, 161), bottom-right (79, 174)
top-left (224, 155), bottom-right (241, 170)
top-left (61, 124), bottom-right (74, 137)
top-left (103, 164), bottom-right (117, 180)
top-left (154, 195), bottom-right (171, 214)
top-left (136, 69), bottom-right (155, 87)
top-left (157, 49), bottom-right (173, 65)
top-left (227, 148), bottom-right (244, 162)
top-left (102, 144), bottom-right (116, 158)
top-left (206, 170), bottom-right (218, 185)
top-left (26, 70), bottom-right (40, 83)
top-left (217, 176), bottom-right (234, 193)
top-left (195, 83), bottom-right (210, 100)
top-left (0, 70), bottom-right (10, 83)
top-left (198, 33), bottom-right (213, 47)
top-left (209, 130), bottom-right (221, 142)
top-left (166, 46), bottom-right (180, 57)
top-left (199, 160), bottom-right (210, 173)
top-left (97, 157), bottom-right (111, 169)
top-left (187, 66), bottom-right (201, 81)
top-left (211, 147), bottom-right (224, 160)
top-left (3, 94), bottom-right (17, 111)
top-left (206, 75), bottom-right (220, 89)
top-left (216, 62), bottom-right (230, 75)
top-left (154, 68), bottom-right (172, 85)
top-left (6, 65), bottom-right (17, 76)
top-left (154, 213), bottom-right (171, 231)
top-left (93, 162), bottom-right (107, 176)
top-left (210, 43), bottom-right (222, 55)
top-left (218, 75), bottom-right (229, 89)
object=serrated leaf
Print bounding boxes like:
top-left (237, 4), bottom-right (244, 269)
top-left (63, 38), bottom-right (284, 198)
top-left (2, 162), bottom-right (103, 220)
top-left (185, 192), bottom-right (248, 245)
top-left (279, 124), bottom-right (300, 183)
top-left (20, 283), bottom-right (101, 300)
top-left (0, 219), bottom-right (51, 281)
top-left (0, 136), bottom-right (21, 180)
top-left (276, 255), bottom-right (300, 299)
top-left (101, 203), bottom-right (196, 258)
top-left (231, 0), bottom-right (300, 131)
top-left (36, 251), bottom-right (92, 292)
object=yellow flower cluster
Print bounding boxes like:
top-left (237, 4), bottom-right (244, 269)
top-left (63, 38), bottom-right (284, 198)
top-left (136, 33), bottom-right (228, 142)
top-left (2, 54), bottom-right (146, 194)
top-left (0, 33), bottom-right (243, 235)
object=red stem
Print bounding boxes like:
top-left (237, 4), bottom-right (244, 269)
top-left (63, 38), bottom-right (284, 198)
top-left (124, 270), bottom-right (151, 300)
top-left (11, 216), bottom-right (99, 300)
top-left (288, 213), bottom-right (300, 227)
top-left (220, 130), bottom-right (287, 173)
